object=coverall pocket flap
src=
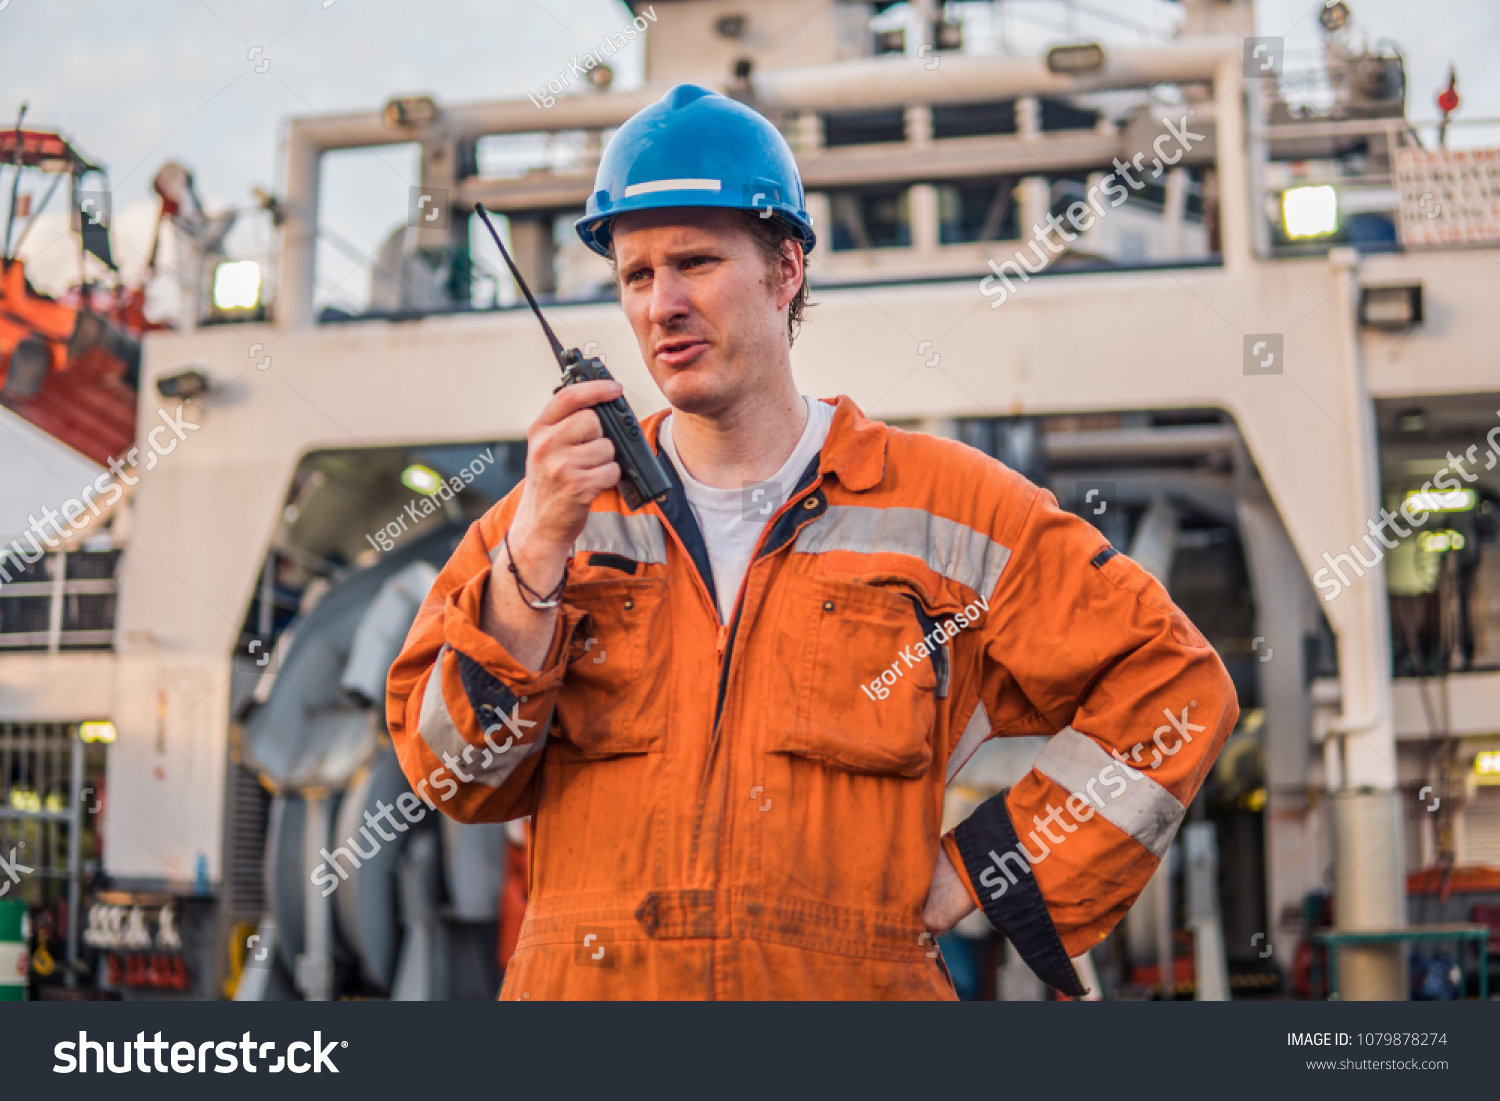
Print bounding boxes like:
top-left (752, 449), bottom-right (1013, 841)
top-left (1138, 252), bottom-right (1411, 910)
top-left (772, 576), bottom-right (936, 778)
top-left (554, 577), bottom-right (667, 757)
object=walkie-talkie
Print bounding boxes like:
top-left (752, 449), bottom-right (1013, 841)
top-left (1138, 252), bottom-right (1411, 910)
top-left (474, 204), bottom-right (672, 510)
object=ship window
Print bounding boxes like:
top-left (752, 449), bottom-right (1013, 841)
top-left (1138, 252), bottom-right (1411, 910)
top-left (475, 130), bottom-right (591, 178)
top-left (932, 100), bottom-right (1018, 139)
top-left (826, 186), bottom-right (911, 250)
top-left (1039, 97), bottom-right (1099, 132)
top-left (821, 108), bottom-right (906, 147)
top-left (937, 177), bottom-right (1019, 243)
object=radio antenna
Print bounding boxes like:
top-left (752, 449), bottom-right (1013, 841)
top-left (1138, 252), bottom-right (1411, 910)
top-left (474, 203), bottom-right (567, 367)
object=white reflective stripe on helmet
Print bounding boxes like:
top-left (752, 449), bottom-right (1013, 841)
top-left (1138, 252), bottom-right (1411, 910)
top-left (623, 178), bottom-right (722, 197)
top-left (1031, 725), bottom-right (1184, 858)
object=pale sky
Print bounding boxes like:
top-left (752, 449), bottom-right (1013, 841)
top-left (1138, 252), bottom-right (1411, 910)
top-left (1, 0), bottom-right (1495, 313)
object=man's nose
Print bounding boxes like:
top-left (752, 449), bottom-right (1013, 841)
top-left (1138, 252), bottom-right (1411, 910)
top-left (647, 268), bottom-right (692, 328)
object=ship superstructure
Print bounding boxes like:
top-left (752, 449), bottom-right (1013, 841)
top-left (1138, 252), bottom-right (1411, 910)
top-left (2, 0), bottom-right (1497, 1002)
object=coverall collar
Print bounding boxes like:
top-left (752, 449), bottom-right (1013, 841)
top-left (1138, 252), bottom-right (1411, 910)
top-left (642, 394), bottom-right (887, 494)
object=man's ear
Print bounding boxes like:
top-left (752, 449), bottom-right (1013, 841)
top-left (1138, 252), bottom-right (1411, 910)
top-left (775, 239), bottom-right (804, 309)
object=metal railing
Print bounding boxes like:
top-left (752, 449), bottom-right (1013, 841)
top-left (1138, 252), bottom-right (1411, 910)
top-left (0, 722), bottom-right (93, 986)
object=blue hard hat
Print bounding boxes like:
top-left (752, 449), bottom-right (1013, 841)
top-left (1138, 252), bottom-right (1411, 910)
top-left (575, 84), bottom-right (816, 257)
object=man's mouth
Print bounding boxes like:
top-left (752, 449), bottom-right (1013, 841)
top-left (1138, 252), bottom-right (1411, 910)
top-left (654, 338), bottom-right (708, 366)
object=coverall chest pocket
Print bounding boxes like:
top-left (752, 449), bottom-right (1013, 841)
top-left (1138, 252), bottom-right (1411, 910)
top-left (771, 575), bottom-right (937, 778)
top-left (554, 577), bottom-right (667, 757)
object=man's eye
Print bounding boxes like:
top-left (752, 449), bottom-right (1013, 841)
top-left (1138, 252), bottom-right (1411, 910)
top-left (624, 269), bottom-right (651, 285)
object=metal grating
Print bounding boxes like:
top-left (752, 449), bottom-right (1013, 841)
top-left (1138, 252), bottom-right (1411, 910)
top-left (0, 721), bottom-right (101, 978)
top-left (221, 764), bottom-right (270, 916)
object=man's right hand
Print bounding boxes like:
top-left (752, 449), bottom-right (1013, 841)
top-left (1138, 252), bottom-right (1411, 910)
top-left (481, 379), bottom-right (624, 669)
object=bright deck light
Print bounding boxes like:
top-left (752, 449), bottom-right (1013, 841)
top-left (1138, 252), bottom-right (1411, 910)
top-left (1405, 488), bottom-right (1475, 513)
top-left (1282, 185), bottom-right (1338, 238)
top-left (401, 464), bottom-right (444, 495)
top-left (212, 260), bottom-right (262, 310)
top-left (80, 720), bottom-right (117, 743)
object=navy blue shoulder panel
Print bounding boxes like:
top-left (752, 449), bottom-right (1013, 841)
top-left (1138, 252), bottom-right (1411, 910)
top-left (654, 444), bottom-right (718, 614)
top-left (758, 453), bottom-right (825, 559)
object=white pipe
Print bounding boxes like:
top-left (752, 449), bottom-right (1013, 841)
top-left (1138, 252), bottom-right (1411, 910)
top-left (280, 40), bottom-right (1243, 158)
top-left (1046, 424), bottom-right (1239, 462)
top-left (755, 40), bottom-right (1242, 110)
top-left (1213, 54), bottom-right (1253, 271)
top-left (1328, 247), bottom-right (1396, 789)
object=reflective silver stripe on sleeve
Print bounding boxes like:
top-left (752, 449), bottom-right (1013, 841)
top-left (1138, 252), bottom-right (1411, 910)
top-left (945, 700), bottom-right (992, 785)
top-left (1030, 725), bottom-right (1183, 858)
top-left (487, 510), bottom-right (667, 568)
top-left (793, 505), bottom-right (1011, 599)
top-left (416, 645), bottom-right (550, 789)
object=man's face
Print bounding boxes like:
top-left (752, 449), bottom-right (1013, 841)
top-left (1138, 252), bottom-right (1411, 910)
top-left (611, 207), bottom-right (801, 417)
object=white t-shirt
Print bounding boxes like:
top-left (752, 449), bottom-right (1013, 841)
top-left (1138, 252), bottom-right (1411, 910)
top-left (658, 396), bottom-right (835, 623)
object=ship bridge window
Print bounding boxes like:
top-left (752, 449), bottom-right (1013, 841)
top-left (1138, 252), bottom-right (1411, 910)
top-left (932, 100), bottom-right (1017, 139)
top-left (475, 131), bottom-right (594, 179)
top-left (937, 177), bottom-right (1019, 244)
top-left (825, 186), bottom-right (911, 250)
top-left (1047, 172), bottom-right (1096, 219)
top-left (821, 108), bottom-right (906, 147)
top-left (1040, 97), bottom-right (1100, 132)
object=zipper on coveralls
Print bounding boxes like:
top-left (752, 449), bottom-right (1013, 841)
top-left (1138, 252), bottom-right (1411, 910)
top-left (708, 476), bottom-right (823, 739)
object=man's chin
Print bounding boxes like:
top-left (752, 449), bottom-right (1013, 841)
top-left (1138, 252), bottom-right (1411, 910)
top-left (657, 367), bottom-right (731, 416)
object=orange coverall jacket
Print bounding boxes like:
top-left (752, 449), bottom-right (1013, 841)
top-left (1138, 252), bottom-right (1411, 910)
top-left (386, 396), bottom-right (1237, 999)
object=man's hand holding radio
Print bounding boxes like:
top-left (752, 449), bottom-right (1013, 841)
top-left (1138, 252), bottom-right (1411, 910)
top-left (482, 378), bottom-right (624, 670)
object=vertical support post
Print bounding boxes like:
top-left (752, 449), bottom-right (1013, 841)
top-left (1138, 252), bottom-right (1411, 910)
top-left (1186, 822), bottom-right (1230, 1000)
top-left (905, 103), bottom-right (932, 147)
top-left (258, 552), bottom-right (273, 638)
top-left (47, 550), bottom-right (66, 654)
top-left (1325, 247), bottom-right (1404, 1000)
top-left (1213, 57), bottom-right (1254, 272)
top-left (1015, 96), bottom-right (1040, 140)
top-left (792, 111), bottom-right (824, 154)
top-left (1238, 495), bottom-right (1318, 972)
top-left (1156, 852), bottom-right (1174, 999)
top-left (909, 184), bottom-right (940, 254)
top-left (277, 123), bottom-right (321, 330)
top-left (1161, 167), bottom-right (1188, 259)
top-left (1246, 77), bottom-right (1271, 260)
top-left (505, 217), bottom-right (558, 298)
top-left (1017, 177), bottom-right (1049, 247)
top-left (298, 794), bottom-right (333, 1001)
top-left (66, 725), bottom-right (84, 988)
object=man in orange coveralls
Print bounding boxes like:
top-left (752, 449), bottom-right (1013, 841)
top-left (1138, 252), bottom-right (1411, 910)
top-left (387, 85), bottom-right (1237, 1000)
